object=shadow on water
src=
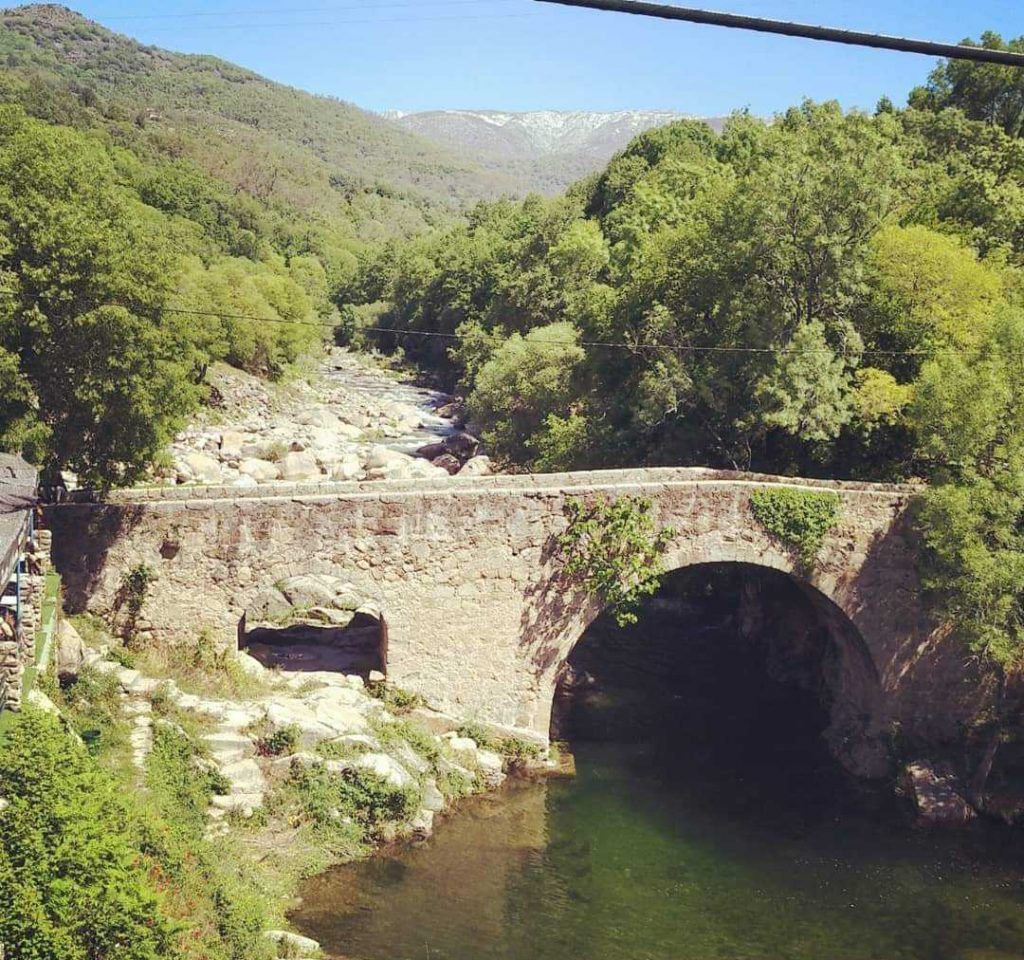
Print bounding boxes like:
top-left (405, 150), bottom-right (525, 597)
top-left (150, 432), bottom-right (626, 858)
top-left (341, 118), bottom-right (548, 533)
top-left (291, 564), bottom-right (1024, 960)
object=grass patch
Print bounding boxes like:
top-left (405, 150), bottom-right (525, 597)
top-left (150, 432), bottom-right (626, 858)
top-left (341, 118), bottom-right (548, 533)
top-left (367, 679), bottom-right (425, 713)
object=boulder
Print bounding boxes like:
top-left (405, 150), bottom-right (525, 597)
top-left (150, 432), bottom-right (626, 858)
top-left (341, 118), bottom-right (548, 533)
top-left (355, 752), bottom-right (416, 789)
top-left (364, 444), bottom-right (411, 471)
top-left (410, 808), bottom-right (435, 839)
top-left (231, 473), bottom-right (258, 490)
top-left (421, 778), bottom-right (445, 812)
top-left (431, 454), bottom-right (462, 475)
top-left (220, 758), bottom-right (267, 794)
top-left (901, 760), bottom-right (975, 824)
top-left (245, 586), bottom-right (291, 622)
top-left (279, 575), bottom-right (335, 609)
top-left (238, 458), bottom-right (280, 482)
top-left (263, 930), bottom-right (321, 958)
top-left (234, 651), bottom-right (266, 679)
top-left (219, 430), bottom-right (247, 460)
top-left (56, 619), bottom-right (86, 678)
top-left (182, 452), bottom-right (222, 484)
top-left (476, 748), bottom-right (506, 788)
top-left (415, 431), bottom-right (479, 463)
top-left (458, 455), bottom-right (493, 477)
top-left (279, 450), bottom-right (320, 481)
top-left (331, 454), bottom-right (362, 481)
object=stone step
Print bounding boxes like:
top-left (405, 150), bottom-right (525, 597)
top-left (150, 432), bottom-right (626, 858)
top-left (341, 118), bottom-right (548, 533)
top-left (202, 731), bottom-right (255, 763)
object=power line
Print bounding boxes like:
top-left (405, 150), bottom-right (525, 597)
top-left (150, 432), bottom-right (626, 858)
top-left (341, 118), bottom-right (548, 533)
top-left (534, 0), bottom-right (1024, 67)
top-left (109, 11), bottom-right (543, 32)
top-left (159, 306), bottom-right (924, 357)
top-left (98, 0), bottom-right (522, 20)
top-left (0, 291), bottom-right (931, 357)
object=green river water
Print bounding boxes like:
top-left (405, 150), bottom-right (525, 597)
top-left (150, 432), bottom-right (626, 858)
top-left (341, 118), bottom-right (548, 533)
top-left (291, 570), bottom-right (1024, 960)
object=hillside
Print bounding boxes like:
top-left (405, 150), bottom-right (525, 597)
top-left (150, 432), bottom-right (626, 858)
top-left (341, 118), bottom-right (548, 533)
top-left (0, 4), bottom-right (518, 243)
top-left (387, 109), bottom-right (728, 193)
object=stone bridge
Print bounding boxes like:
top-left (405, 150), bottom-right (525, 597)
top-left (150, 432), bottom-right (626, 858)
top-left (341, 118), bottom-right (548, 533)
top-left (47, 468), bottom-right (972, 774)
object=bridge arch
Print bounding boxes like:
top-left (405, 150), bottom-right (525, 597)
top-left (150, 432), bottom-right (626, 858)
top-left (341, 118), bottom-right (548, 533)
top-left (543, 558), bottom-right (886, 775)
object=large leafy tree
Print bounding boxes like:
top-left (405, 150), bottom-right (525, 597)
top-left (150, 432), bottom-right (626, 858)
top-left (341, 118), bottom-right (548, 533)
top-left (0, 106), bottom-right (200, 488)
top-left (909, 32), bottom-right (1024, 137)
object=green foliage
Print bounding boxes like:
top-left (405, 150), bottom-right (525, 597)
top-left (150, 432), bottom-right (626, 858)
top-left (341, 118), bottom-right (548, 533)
top-left (285, 763), bottom-right (420, 843)
top-left (455, 720), bottom-right (496, 750)
top-left (909, 32), bottom-right (1024, 137)
top-left (255, 724), bottom-right (300, 758)
top-left (468, 321), bottom-right (586, 465)
top-left (749, 488), bottom-right (842, 568)
top-left (0, 711), bottom-right (175, 959)
top-left (366, 681), bottom-right (425, 714)
top-left (910, 308), bottom-right (1024, 669)
top-left (355, 100), bottom-right (1024, 481)
top-left (116, 562), bottom-right (155, 644)
top-left (557, 495), bottom-right (675, 626)
top-left (146, 723), bottom-right (225, 835)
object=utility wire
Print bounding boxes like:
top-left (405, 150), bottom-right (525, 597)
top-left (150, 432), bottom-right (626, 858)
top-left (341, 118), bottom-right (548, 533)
top-left (110, 11), bottom-right (543, 32)
top-left (0, 291), bottom-right (930, 356)
top-left (158, 306), bottom-right (923, 357)
top-left (534, 0), bottom-right (1024, 67)
top-left (98, 0), bottom-right (522, 20)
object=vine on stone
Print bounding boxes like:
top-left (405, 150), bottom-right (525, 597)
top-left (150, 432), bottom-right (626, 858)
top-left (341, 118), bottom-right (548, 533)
top-left (749, 487), bottom-right (841, 569)
top-left (557, 495), bottom-right (676, 626)
top-left (115, 562), bottom-right (156, 645)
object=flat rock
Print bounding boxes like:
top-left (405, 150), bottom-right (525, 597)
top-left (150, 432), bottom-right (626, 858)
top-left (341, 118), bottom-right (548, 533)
top-left (902, 760), bottom-right (975, 824)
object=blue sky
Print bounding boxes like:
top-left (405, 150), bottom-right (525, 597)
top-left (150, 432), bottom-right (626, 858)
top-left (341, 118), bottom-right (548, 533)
top-left (67, 0), bottom-right (1024, 115)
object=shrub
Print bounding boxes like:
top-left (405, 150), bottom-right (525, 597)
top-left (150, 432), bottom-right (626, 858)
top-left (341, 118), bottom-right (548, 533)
top-left (0, 711), bottom-right (175, 957)
top-left (287, 763), bottom-right (420, 840)
top-left (557, 495), bottom-right (676, 626)
top-left (115, 562), bottom-right (156, 645)
top-left (750, 487), bottom-right (842, 568)
top-left (456, 720), bottom-right (496, 750)
top-left (256, 723), bottom-right (300, 758)
top-left (367, 680), bottom-right (424, 713)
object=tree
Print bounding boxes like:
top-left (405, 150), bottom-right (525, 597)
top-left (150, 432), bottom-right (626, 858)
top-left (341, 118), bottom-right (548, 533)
top-left (468, 322), bottom-right (585, 465)
top-left (909, 32), bottom-right (1024, 137)
top-left (0, 107), bottom-right (200, 488)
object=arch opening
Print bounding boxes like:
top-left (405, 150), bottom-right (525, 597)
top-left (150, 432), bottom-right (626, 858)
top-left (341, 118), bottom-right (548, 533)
top-left (552, 562), bottom-right (887, 790)
top-left (238, 573), bottom-right (387, 678)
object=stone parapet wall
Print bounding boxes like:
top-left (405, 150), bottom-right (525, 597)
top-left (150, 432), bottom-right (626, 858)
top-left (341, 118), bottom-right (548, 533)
top-left (75, 466), bottom-right (915, 505)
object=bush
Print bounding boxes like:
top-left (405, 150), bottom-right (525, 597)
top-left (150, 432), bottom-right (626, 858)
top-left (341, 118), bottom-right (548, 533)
top-left (367, 680), bottom-right (424, 713)
top-left (557, 495), bottom-right (675, 626)
top-left (287, 763), bottom-right (420, 841)
top-left (750, 487), bottom-right (842, 568)
top-left (0, 711), bottom-right (175, 958)
top-left (256, 723), bottom-right (299, 758)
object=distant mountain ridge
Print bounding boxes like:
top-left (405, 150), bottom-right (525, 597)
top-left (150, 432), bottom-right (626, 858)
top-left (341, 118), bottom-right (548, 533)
top-left (386, 109), bottom-right (728, 193)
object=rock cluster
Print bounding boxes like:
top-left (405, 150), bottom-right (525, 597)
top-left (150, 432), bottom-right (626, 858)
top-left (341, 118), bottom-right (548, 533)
top-left (71, 637), bottom-right (512, 839)
top-left (155, 350), bottom-right (493, 489)
top-left (900, 760), bottom-right (976, 824)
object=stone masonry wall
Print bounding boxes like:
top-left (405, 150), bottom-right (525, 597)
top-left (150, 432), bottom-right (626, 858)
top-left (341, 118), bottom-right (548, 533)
top-left (47, 468), bottom-right (971, 770)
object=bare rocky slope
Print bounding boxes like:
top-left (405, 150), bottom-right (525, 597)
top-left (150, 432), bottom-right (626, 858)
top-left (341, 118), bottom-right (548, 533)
top-left (386, 108), bottom-right (729, 193)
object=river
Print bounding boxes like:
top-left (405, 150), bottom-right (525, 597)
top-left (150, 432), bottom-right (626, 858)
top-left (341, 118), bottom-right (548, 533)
top-left (291, 568), bottom-right (1024, 960)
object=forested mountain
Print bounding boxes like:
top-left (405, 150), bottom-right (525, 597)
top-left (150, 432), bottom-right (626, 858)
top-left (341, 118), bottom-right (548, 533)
top-left (0, 4), bottom-right (516, 241)
top-left (386, 109), bottom-right (726, 194)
